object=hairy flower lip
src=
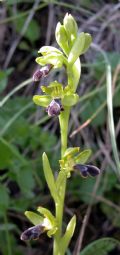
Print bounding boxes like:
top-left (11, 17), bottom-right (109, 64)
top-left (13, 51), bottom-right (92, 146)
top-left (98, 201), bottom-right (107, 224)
top-left (20, 224), bottom-right (45, 241)
top-left (46, 99), bottom-right (64, 116)
top-left (33, 64), bottom-right (53, 81)
top-left (73, 164), bottom-right (100, 177)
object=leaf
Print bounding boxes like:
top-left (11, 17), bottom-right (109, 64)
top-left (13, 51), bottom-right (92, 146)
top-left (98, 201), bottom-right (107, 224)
top-left (42, 153), bottom-right (58, 201)
top-left (15, 17), bottom-right (40, 42)
top-left (7, 0), bottom-right (27, 4)
top-left (17, 164), bottom-right (35, 198)
top-left (69, 176), bottom-right (103, 204)
top-left (0, 185), bottom-right (9, 212)
top-left (74, 149), bottom-right (92, 164)
top-left (0, 137), bottom-right (13, 168)
top-left (25, 211), bottom-right (44, 226)
top-left (0, 69), bottom-right (13, 93)
top-left (61, 215), bottom-right (76, 254)
top-left (0, 137), bottom-right (27, 169)
top-left (80, 238), bottom-right (120, 255)
top-left (80, 89), bottom-right (106, 127)
top-left (0, 223), bottom-right (16, 231)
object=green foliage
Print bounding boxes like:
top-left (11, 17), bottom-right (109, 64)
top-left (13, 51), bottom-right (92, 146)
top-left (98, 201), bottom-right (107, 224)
top-left (0, 185), bottom-right (9, 213)
top-left (15, 16), bottom-right (40, 42)
top-left (80, 238), bottom-right (120, 255)
top-left (0, 68), bottom-right (13, 93)
top-left (61, 215), bottom-right (76, 254)
top-left (69, 176), bottom-right (103, 204)
top-left (80, 88), bottom-right (106, 126)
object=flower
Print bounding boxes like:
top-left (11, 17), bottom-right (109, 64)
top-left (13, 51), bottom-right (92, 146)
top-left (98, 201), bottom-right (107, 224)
top-left (20, 209), bottom-right (58, 241)
top-left (33, 64), bottom-right (53, 81)
top-left (46, 99), bottom-right (64, 116)
top-left (73, 164), bottom-right (100, 178)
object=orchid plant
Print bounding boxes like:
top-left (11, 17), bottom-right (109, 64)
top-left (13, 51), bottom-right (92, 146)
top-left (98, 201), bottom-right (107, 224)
top-left (20, 13), bottom-right (100, 255)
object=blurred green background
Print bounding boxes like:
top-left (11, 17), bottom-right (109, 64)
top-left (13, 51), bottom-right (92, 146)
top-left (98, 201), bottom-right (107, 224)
top-left (0, 0), bottom-right (120, 254)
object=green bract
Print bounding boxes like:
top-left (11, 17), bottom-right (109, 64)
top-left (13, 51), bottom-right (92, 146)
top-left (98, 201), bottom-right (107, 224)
top-left (74, 149), bottom-right (92, 164)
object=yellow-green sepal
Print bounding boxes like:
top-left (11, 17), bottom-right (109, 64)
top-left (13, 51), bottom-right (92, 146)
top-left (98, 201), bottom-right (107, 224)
top-left (36, 53), bottom-right (64, 68)
top-left (63, 147), bottom-right (80, 159)
top-left (33, 95), bottom-right (52, 107)
top-left (74, 149), bottom-right (92, 164)
top-left (37, 206), bottom-right (58, 237)
top-left (62, 93), bottom-right (79, 106)
top-left (25, 211), bottom-right (44, 226)
top-left (38, 46), bottom-right (62, 56)
top-left (37, 206), bottom-right (56, 224)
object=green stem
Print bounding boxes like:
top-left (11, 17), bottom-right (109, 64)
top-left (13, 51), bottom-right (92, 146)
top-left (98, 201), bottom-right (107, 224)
top-left (4, 213), bottom-right (12, 255)
top-left (59, 107), bottom-right (70, 157)
top-left (53, 57), bottom-right (80, 254)
top-left (53, 108), bottom-right (70, 255)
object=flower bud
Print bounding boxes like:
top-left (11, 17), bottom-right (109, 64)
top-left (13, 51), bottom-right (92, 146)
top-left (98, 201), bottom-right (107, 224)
top-left (33, 64), bottom-right (53, 81)
top-left (20, 224), bottom-right (45, 241)
top-left (46, 99), bottom-right (64, 116)
top-left (55, 22), bottom-right (69, 56)
top-left (63, 13), bottom-right (78, 43)
top-left (73, 164), bottom-right (100, 178)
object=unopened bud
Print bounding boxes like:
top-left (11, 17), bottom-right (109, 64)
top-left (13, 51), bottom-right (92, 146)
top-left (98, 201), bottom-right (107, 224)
top-left (46, 99), bottom-right (64, 116)
top-left (33, 64), bottom-right (53, 81)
